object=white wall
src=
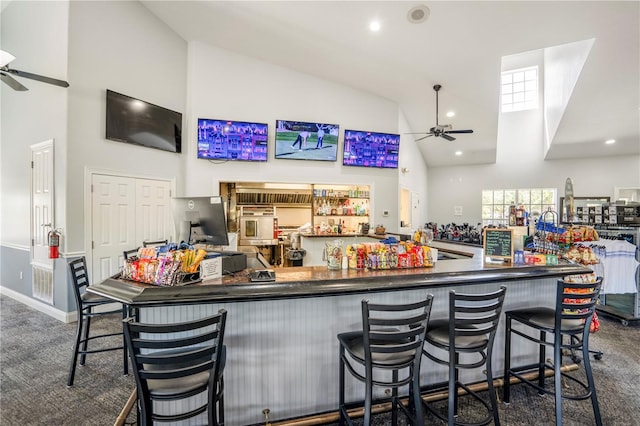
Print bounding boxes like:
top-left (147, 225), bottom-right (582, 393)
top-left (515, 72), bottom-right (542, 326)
top-left (398, 109), bottom-right (428, 229)
top-left (66, 0), bottom-right (187, 251)
top-left (183, 41), bottom-right (411, 231)
top-left (0, 0), bottom-right (69, 248)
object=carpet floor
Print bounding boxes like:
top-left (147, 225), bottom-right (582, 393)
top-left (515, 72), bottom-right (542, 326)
top-left (1, 294), bottom-right (639, 425)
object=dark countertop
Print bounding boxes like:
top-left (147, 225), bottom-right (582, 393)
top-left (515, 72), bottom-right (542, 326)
top-left (88, 241), bottom-right (591, 306)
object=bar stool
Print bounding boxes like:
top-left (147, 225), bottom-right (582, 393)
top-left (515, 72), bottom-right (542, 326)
top-left (503, 278), bottom-right (603, 426)
top-left (67, 256), bottom-right (128, 387)
top-left (123, 310), bottom-right (227, 425)
top-left (338, 295), bottom-right (434, 426)
top-left (422, 286), bottom-right (507, 426)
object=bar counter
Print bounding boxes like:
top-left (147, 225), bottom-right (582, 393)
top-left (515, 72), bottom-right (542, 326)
top-left (89, 243), bottom-right (592, 425)
top-left (89, 242), bottom-right (589, 306)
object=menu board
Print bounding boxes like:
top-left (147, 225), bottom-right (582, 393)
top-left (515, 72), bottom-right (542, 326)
top-left (483, 228), bottom-right (513, 263)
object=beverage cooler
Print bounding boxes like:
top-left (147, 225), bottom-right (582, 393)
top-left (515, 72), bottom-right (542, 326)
top-left (594, 225), bottom-right (640, 326)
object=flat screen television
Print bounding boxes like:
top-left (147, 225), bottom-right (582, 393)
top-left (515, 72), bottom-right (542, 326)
top-left (343, 129), bottom-right (400, 169)
top-left (274, 119), bottom-right (339, 161)
top-left (173, 196), bottom-right (230, 247)
top-left (197, 118), bottom-right (268, 162)
top-left (105, 89), bottom-right (182, 153)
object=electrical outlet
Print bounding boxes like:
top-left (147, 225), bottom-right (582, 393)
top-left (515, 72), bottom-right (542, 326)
top-left (383, 210), bottom-right (389, 217)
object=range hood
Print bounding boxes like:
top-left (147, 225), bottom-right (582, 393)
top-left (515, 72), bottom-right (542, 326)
top-left (235, 183), bottom-right (313, 206)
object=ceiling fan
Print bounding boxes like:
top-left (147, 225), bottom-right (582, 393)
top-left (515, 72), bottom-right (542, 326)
top-left (409, 84), bottom-right (473, 142)
top-left (0, 50), bottom-right (69, 91)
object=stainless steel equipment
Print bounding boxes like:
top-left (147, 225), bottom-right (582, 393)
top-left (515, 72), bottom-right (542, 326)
top-left (239, 205), bottom-right (278, 246)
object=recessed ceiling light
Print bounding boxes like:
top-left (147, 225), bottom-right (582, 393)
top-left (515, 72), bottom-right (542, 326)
top-left (455, 151), bottom-right (463, 156)
top-left (605, 139), bottom-right (616, 145)
top-left (369, 21), bottom-right (381, 32)
top-left (446, 111), bottom-right (455, 118)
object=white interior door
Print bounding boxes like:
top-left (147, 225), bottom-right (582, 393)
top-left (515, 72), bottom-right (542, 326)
top-left (90, 174), bottom-right (173, 283)
top-left (31, 140), bottom-right (54, 267)
top-left (91, 174), bottom-right (136, 282)
top-left (135, 179), bottom-right (173, 244)
top-left (412, 191), bottom-right (421, 229)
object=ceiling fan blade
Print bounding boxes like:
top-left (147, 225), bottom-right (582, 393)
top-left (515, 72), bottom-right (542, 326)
top-left (447, 129), bottom-right (474, 134)
top-left (1, 72), bottom-right (28, 91)
top-left (6, 68), bottom-right (69, 88)
top-left (440, 133), bottom-right (456, 142)
top-left (415, 134), bottom-right (434, 142)
top-left (0, 50), bottom-right (16, 68)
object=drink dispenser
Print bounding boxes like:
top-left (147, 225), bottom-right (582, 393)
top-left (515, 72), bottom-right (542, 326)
top-left (324, 239), bottom-right (344, 270)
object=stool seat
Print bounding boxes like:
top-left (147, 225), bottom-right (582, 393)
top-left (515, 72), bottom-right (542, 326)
top-left (426, 319), bottom-right (488, 349)
top-left (338, 296), bottom-right (433, 426)
top-left (80, 291), bottom-right (115, 305)
top-left (339, 330), bottom-right (416, 366)
top-left (503, 278), bottom-right (603, 426)
top-left (124, 311), bottom-right (227, 426)
top-left (67, 257), bottom-right (128, 387)
top-left (422, 286), bottom-right (507, 426)
top-left (508, 307), bottom-right (584, 331)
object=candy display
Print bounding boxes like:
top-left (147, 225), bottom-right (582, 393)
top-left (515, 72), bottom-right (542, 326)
top-left (345, 241), bottom-right (434, 270)
top-left (121, 246), bottom-right (205, 286)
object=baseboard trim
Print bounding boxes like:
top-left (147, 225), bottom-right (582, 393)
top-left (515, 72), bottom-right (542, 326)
top-left (0, 286), bottom-right (75, 323)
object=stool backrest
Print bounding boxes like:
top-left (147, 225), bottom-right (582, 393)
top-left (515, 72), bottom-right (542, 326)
top-left (142, 239), bottom-right (168, 248)
top-left (68, 257), bottom-right (90, 306)
top-left (362, 295), bottom-right (434, 372)
top-left (123, 310), bottom-right (227, 424)
top-left (557, 278), bottom-right (602, 328)
top-left (448, 286), bottom-right (507, 355)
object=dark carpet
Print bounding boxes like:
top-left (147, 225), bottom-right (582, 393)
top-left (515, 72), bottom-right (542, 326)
top-left (1, 294), bottom-right (639, 425)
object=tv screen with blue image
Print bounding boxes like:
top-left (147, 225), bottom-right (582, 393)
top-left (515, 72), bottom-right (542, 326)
top-left (343, 129), bottom-right (400, 169)
top-left (275, 119), bottom-right (339, 161)
top-left (197, 118), bottom-right (268, 162)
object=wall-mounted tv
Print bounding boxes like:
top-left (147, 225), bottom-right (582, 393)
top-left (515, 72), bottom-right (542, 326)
top-left (343, 129), bottom-right (400, 169)
top-left (274, 119), bottom-right (339, 161)
top-left (197, 118), bottom-right (268, 162)
top-left (105, 89), bottom-right (182, 153)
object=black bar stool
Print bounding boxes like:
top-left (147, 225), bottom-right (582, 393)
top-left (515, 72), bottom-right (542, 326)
top-left (67, 256), bottom-right (128, 387)
top-left (422, 286), bottom-right (507, 426)
top-left (123, 310), bottom-right (227, 425)
top-left (503, 277), bottom-right (603, 426)
top-left (338, 295), bottom-right (434, 426)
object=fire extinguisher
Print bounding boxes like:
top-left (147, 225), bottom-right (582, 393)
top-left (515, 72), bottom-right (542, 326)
top-left (48, 229), bottom-right (61, 259)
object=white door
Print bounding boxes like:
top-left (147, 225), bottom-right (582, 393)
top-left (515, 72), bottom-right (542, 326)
top-left (412, 191), bottom-right (421, 229)
top-left (91, 174), bottom-right (136, 282)
top-left (135, 179), bottom-right (173, 244)
top-left (31, 140), bottom-right (55, 303)
top-left (90, 174), bottom-right (173, 283)
top-left (31, 140), bottom-right (54, 266)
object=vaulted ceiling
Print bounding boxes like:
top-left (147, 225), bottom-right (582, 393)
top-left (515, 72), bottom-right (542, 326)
top-left (142, 1), bottom-right (640, 168)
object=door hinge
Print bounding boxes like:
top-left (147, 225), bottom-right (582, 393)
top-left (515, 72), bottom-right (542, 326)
top-left (31, 238), bottom-right (35, 247)
top-left (91, 241), bottom-right (94, 250)
top-left (31, 161), bottom-right (34, 169)
top-left (91, 184), bottom-right (94, 193)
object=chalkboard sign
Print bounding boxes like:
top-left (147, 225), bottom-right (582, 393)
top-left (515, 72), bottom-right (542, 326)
top-left (483, 228), bottom-right (513, 263)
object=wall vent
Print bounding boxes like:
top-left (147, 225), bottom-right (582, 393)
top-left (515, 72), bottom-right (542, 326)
top-left (32, 265), bottom-right (53, 304)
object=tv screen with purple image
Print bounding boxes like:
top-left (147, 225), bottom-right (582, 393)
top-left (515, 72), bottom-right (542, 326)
top-left (275, 119), bottom-right (339, 161)
top-left (197, 118), bottom-right (268, 162)
top-left (343, 129), bottom-right (400, 169)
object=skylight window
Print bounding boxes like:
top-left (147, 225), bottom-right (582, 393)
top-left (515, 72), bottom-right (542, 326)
top-left (501, 66), bottom-right (538, 112)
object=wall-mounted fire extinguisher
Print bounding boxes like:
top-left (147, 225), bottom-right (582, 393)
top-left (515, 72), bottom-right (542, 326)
top-left (48, 229), bottom-right (61, 259)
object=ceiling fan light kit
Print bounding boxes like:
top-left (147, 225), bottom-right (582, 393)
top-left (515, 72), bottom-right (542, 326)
top-left (410, 84), bottom-right (474, 142)
top-left (0, 49), bottom-right (69, 91)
